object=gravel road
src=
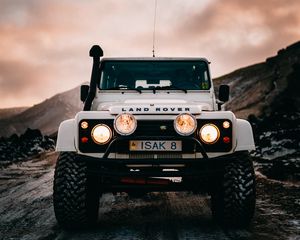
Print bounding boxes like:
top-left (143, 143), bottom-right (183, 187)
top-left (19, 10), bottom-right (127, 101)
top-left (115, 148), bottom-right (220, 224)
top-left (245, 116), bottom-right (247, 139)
top-left (0, 152), bottom-right (299, 240)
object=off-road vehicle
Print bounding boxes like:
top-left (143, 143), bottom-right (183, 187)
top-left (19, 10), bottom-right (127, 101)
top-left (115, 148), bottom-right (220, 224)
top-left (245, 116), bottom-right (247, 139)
top-left (53, 45), bottom-right (256, 228)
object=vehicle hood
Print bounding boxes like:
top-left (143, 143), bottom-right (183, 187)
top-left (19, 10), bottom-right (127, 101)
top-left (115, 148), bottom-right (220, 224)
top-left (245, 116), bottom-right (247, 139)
top-left (95, 99), bottom-right (213, 114)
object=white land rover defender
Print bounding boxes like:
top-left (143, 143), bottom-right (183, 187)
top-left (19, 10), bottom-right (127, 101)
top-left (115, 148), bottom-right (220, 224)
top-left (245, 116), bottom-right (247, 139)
top-left (53, 45), bottom-right (256, 229)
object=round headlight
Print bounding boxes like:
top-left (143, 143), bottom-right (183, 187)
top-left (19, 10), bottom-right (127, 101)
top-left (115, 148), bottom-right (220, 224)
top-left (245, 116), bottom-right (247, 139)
top-left (91, 124), bottom-right (112, 145)
top-left (114, 113), bottom-right (137, 135)
top-left (174, 113), bottom-right (197, 136)
top-left (199, 124), bottom-right (220, 144)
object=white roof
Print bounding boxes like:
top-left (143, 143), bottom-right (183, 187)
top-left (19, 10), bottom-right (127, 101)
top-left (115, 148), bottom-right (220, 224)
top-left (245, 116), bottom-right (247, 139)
top-left (100, 57), bottom-right (210, 63)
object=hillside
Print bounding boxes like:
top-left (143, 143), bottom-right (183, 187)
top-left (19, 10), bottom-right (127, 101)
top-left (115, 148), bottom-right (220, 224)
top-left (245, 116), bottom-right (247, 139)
top-left (0, 86), bottom-right (82, 137)
top-left (214, 42), bottom-right (300, 183)
top-left (0, 41), bottom-right (299, 137)
top-left (0, 107), bottom-right (28, 120)
top-left (214, 41), bottom-right (300, 119)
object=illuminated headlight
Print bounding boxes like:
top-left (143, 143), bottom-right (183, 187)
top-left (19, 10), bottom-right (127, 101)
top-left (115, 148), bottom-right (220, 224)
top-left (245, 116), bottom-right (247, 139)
top-left (114, 113), bottom-right (137, 135)
top-left (174, 113), bottom-right (197, 136)
top-left (91, 124), bottom-right (112, 144)
top-left (199, 124), bottom-right (220, 144)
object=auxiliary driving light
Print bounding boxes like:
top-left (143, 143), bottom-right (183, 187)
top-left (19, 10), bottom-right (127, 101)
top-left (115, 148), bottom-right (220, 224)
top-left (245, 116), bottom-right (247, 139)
top-left (199, 124), bottom-right (220, 144)
top-left (91, 124), bottom-right (112, 144)
top-left (114, 113), bottom-right (137, 135)
top-left (174, 113), bottom-right (197, 136)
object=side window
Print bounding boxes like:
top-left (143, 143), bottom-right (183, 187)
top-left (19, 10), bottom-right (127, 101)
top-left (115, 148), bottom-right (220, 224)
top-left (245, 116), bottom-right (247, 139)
top-left (202, 70), bottom-right (209, 90)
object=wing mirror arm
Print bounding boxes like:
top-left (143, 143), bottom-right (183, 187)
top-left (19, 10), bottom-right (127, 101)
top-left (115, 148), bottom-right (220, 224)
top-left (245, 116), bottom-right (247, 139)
top-left (216, 100), bottom-right (224, 111)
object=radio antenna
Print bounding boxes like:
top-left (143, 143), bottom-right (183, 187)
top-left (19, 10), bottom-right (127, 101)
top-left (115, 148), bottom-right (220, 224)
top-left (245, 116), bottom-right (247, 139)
top-left (152, 0), bottom-right (158, 57)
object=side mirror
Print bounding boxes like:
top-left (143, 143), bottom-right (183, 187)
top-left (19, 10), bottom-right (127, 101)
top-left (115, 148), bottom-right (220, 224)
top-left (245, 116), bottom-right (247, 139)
top-left (218, 84), bottom-right (230, 102)
top-left (80, 85), bottom-right (90, 102)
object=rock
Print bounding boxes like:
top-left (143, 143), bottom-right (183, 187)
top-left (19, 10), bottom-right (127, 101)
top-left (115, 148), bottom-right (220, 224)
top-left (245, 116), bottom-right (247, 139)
top-left (20, 128), bottom-right (42, 141)
top-left (0, 129), bottom-right (55, 164)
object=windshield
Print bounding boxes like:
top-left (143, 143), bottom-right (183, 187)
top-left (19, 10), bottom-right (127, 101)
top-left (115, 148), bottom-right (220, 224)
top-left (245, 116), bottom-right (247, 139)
top-left (99, 60), bottom-right (211, 91)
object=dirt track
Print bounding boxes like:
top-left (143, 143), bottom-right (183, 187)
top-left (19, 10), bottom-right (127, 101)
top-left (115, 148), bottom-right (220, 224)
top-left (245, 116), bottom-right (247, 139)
top-left (0, 152), bottom-right (299, 240)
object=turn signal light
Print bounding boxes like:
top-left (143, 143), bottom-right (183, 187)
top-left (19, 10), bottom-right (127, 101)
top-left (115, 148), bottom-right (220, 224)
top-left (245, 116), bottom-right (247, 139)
top-left (222, 121), bottom-right (230, 129)
top-left (81, 121), bottom-right (88, 129)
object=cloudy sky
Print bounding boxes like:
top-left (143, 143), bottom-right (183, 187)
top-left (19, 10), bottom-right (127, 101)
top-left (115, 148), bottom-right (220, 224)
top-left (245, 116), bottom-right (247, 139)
top-left (0, 0), bottom-right (300, 108)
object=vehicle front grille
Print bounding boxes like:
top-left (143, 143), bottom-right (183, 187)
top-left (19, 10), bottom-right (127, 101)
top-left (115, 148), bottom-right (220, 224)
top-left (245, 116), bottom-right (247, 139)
top-left (134, 120), bottom-right (177, 136)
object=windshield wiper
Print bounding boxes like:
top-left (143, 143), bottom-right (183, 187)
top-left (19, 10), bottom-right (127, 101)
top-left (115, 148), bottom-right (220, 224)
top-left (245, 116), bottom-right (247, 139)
top-left (101, 86), bottom-right (141, 93)
top-left (153, 85), bottom-right (187, 93)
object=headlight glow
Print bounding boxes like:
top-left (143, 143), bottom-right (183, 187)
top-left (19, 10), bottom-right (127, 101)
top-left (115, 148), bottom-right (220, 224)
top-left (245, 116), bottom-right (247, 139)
top-left (174, 113), bottom-right (197, 136)
top-left (199, 124), bottom-right (220, 144)
top-left (114, 113), bottom-right (137, 135)
top-left (91, 124), bottom-right (112, 144)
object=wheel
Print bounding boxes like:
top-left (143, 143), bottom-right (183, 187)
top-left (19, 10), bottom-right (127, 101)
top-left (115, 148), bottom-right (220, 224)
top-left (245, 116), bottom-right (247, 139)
top-left (210, 152), bottom-right (256, 227)
top-left (53, 152), bottom-right (100, 229)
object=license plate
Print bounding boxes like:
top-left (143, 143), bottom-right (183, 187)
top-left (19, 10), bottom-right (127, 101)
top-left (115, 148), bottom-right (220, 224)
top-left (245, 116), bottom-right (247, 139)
top-left (129, 140), bottom-right (182, 151)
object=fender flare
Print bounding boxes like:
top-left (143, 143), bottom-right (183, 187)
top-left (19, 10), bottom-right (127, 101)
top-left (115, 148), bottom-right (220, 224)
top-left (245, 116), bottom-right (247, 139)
top-left (56, 119), bottom-right (76, 152)
top-left (235, 119), bottom-right (255, 151)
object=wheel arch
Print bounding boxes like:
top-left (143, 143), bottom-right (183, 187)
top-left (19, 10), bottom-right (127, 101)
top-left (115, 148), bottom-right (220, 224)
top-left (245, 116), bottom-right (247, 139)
top-left (56, 119), bottom-right (77, 152)
top-left (234, 119), bottom-right (255, 152)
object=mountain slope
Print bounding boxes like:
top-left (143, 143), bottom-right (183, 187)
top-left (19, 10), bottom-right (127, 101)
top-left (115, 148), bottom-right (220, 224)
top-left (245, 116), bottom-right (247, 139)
top-left (214, 41), bottom-right (300, 119)
top-left (0, 41), bottom-right (299, 137)
top-left (0, 86), bottom-right (82, 137)
top-left (0, 107), bottom-right (28, 120)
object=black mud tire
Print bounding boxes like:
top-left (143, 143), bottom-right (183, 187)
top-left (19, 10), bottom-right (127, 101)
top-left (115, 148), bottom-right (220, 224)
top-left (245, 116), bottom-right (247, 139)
top-left (210, 152), bottom-right (256, 228)
top-left (53, 152), bottom-right (100, 229)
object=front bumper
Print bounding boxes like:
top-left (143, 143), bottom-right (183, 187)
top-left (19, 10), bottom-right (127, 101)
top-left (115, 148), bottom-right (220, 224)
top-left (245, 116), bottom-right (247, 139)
top-left (101, 136), bottom-right (209, 158)
top-left (77, 135), bottom-right (243, 178)
top-left (81, 154), bottom-right (233, 177)
top-left (78, 149), bottom-right (246, 192)
top-left (79, 135), bottom-right (210, 177)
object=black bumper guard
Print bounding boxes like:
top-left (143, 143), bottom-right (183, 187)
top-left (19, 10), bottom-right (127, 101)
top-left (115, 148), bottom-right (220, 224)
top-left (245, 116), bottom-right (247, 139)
top-left (78, 136), bottom-right (239, 178)
top-left (102, 136), bottom-right (208, 159)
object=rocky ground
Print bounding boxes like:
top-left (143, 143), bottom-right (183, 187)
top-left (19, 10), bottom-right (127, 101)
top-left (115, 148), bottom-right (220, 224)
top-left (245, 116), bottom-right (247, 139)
top-left (249, 110), bottom-right (300, 184)
top-left (0, 152), bottom-right (299, 240)
top-left (0, 128), bottom-right (55, 167)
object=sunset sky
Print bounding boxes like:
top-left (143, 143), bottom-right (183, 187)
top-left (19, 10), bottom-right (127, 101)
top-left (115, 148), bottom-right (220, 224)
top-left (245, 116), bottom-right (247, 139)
top-left (0, 0), bottom-right (300, 108)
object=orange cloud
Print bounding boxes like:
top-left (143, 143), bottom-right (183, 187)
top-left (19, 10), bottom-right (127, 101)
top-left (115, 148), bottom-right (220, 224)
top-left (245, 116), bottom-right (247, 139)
top-left (0, 0), bottom-right (299, 108)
